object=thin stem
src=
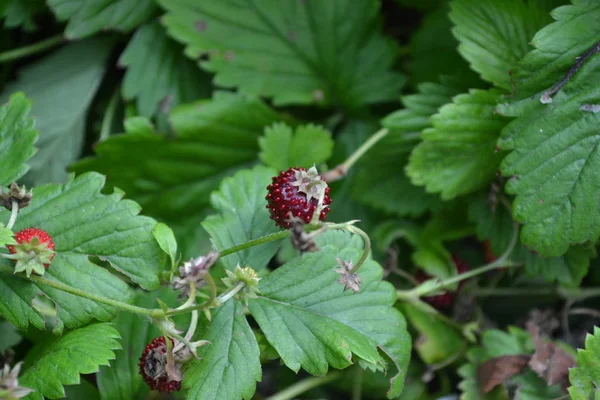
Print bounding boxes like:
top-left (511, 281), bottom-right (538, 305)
top-left (324, 128), bottom-right (389, 182)
top-left (205, 272), bottom-right (217, 306)
top-left (175, 281), bottom-right (196, 310)
top-left (6, 199), bottom-right (18, 230)
top-left (173, 310), bottom-right (198, 353)
top-left (0, 264), bottom-right (164, 318)
top-left (347, 225), bottom-right (371, 275)
top-left (473, 287), bottom-right (556, 297)
top-left (0, 35), bottom-right (64, 63)
top-left (265, 372), bottom-right (341, 400)
top-left (99, 88), bottom-right (120, 142)
top-left (352, 367), bottom-right (363, 400)
top-left (216, 281), bottom-right (245, 305)
top-left (219, 230), bottom-right (290, 257)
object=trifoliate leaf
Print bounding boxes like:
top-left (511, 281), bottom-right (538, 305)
top-left (96, 291), bottom-right (167, 400)
top-left (72, 92), bottom-right (286, 223)
top-left (0, 38), bottom-right (112, 186)
top-left (48, 0), bottom-right (157, 39)
top-left (0, 320), bottom-right (21, 353)
top-left (568, 327), bottom-right (600, 400)
top-left (259, 123), bottom-right (334, 171)
top-left (354, 79), bottom-right (464, 217)
top-left (468, 193), bottom-right (595, 287)
top-left (20, 323), bottom-right (120, 400)
top-left (203, 166), bottom-right (281, 272)
top-left (184, 300), bottom-right (261, 400)
top-left (407, 89), bottom-right (509, 200)
top-left (449, 0), bottom-right (562, 90)
top-left (152, 222), bottom-right (178, 267)
top-left (248, 245), bottom-right (411, 398)
top-left (497, 1), bottom-right (600, 257)
top-left (119, 21), bottom-right (211, 119)
top-left (0, 172), bottom-right (166, 331)
top-left (158, 0), bottom-right (405, 110)
top-left (0, 94), bottom-right (38, 187)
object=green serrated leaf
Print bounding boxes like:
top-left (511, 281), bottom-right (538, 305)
top-left (0, 223), bottom-right (15, 247)
top-left (2, 0), bottom-right (45, 31)
top-left (158, 0), bottom-right (405, 110)
top-left (72, 92), bottom-right (287, 224)
top-left (120, 21), bottom-right (211, 119)
top-left (0, 172), bottom-right (166, 331)
top-left (202, 166), bottom-right (280, 271)
top-left (568, 326), bottom-right (600, 400)
top-left (0, 93), bottom-right (38, 187)
top-left (497, 1), bottom-right (600, 257)
top-left (153, 222), bottom-right (178, 266)
top-left (0, 38), bottom-right (112, 186)
top-left (0, 320), bottom-right (21, 352)
top-left (248, 243), bottom-right (411, 398)
top-left (468, 193), bottom-right (595, 286)
top-left (449, 0), bottom-right (562, 90)
top-left (407, 89), bottom-right (509, 200)
top-left (353, 79), bottom-right (465, 217)
top-left (48, 0), bottom-right (157, 39)
top-left (259, 123), bottom-right (334, 171)
top-left (96, 291), bottom-right (169, 400)
top-left (20, 323), bottom-right (120, 400)
top-left (184, 300), bottom-right (261, 400)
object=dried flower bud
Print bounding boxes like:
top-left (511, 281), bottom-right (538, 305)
top-left (334, 258), bottom-right (361, 293)
top-left (0, 183), bottom-right (33, 211)
top-left (0, 362), bottom-right (34, 399)
top-left (172, 251), bottom-right (219, 295)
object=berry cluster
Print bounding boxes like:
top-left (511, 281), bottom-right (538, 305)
top-left (139, 337), bottom-right (181, 392)
top-left (266, 167), bottom-right (332, 229)
top-left (416, 255), bottom-right (470, 311)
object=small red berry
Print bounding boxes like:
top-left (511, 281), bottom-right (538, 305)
top-left (8, 228), bottom-right (55, 268)
top-left (266, 166), bottom-right (332, 229)
top-left (139, 337), bottom-right (181, 392)
top-left (416, 254), bottom-right (470, 311)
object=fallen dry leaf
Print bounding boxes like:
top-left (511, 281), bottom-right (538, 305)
top-left (478, 354), bottom-right (531, 393)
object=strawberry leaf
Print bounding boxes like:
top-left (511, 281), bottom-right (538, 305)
top-left (158, 0), bottom-right (405, 110)
top-left (0, 320), bottom-right (21, 353)
top-left (152, 223), bottom-right (178, 268)
top-left (119, 21), bottom-right (211, 119)
top-left (568, 327), bottom-right (600, 400)
top-left (407, 89), bottom-right (509, 200)
top-left (48, 0), bottom-right (157, 39)
top-left (498, 1), bottom-right (600, 256)
top-left (0, 38), bottom-right (112, 186)
top-left (449, 0), bottom-right (562, 90)
top-left (248, 239), bottom-right (411, 398)
top-left (20, 323), bottom-right (120, 400)
top-left (184, 300), bottom-right (261, 400)
top-left (203, 166), bottom-right (281, 272)
top-left (0, 93), bottom-right (38, 187)
top-left (0, 172), bottom-right (166, 332)
top-left (259, 123), bottom-right (334, 171)
top-left (0, 223), bottom-right (16, 248)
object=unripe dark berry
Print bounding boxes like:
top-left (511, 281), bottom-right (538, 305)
top-left (266, 167), bottom-right (332, 229)
top-left (139, 337), bottom-right (181, 392)
top-left (416, 254), bottom-right (470, 311)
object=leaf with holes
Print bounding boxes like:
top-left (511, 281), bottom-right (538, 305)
top-left (203, 166), bottom-right (280, 271)
top-left (0, 173), bottom-right (166, 332)
top-left (248, 241), bottom-right (411, 398)
top-left (498, 1), bottom-right (600, 256)
top-left (158, 0), bottom-right (405, 110)
top-left (19, 323), bottom-right (120, 400)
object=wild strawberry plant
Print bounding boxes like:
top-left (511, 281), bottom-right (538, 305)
top-left (1, 1), bottom-right (600, 400)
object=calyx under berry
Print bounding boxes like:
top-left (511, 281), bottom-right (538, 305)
top-left (7, 228), bottom-right (55, 277)
top-left (266, 166), bottom-right (332, 229)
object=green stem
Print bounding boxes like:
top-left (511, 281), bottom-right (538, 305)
top-left (0, 35), bottom-right (64, 63)
top-left (347, 225), bottom-right (371, 275)
top-left (0, 264), bottom-right (164, 318)
top-left (99, 88), bottom-right (120, 142)
top-left (265, 372), bottom-right (341, 400)
top-left (352, 367), bottom-right (363, 400)
top-left (473, 287), bottom-right (557, 297)
top-left (219, 230), bottom-right (290, 257)
top-left (216, 281), bottom-right (245, 305)
top-left (6, 199), bottom-right (18, 230)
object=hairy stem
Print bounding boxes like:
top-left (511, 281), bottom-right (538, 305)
top-left (347, 225), bottom-right (371, 275)
top-left (219, 230), bottom-right (290, 257)
top-left (0, 35), bottom-right (64, 63)
top-left (265, 372), bottom-right (341, 400)
top-left (6, 200), bottom-right (18, 230)
top-left (216, 281), bottom-right (245, 305)
top-left (324, 128), bottom-right (389, 182)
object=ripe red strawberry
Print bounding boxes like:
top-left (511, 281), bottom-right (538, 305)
top-left (266, 166), bottom-right (332, 229)
top-left (139, 337), bottom-right (181, 392)
top-left (7, 228), bottom-right (55, 276)
top-left (416, 254), bottom-right (470, 311)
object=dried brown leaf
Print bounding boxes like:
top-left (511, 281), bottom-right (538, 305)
top-left (478, 354), bottom-right (531, 393)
